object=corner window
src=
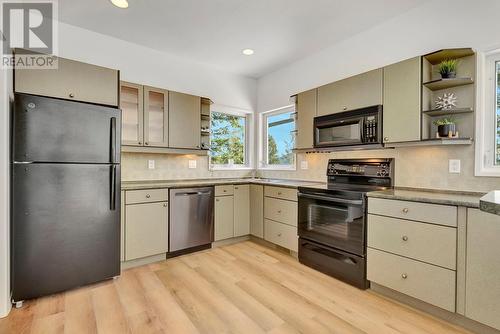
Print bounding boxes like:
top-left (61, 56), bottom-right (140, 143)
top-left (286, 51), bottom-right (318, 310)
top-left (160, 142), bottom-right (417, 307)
top-left (476, 50), bottom-right (500, 176)
top-left (210, 110), bottom-right (250, 169)
top-left (261, 106), bottom-right (296, 169)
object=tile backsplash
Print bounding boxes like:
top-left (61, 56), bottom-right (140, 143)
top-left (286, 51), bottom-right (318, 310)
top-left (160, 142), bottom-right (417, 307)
top-left (123, 145), bottom-right (500, 193)
top-left (259, 145), bottom-right (500, 193)
top-left (121, 153), bottom-right (253, 181)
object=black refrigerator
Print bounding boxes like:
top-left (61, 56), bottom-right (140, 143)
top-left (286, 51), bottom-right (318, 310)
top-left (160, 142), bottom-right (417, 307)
top-left (11, 93), bottom-right (121, 303)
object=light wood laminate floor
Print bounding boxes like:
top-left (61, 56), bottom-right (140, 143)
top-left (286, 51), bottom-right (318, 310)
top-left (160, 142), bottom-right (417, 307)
top-left (0, 241), bottom-right (471, 334)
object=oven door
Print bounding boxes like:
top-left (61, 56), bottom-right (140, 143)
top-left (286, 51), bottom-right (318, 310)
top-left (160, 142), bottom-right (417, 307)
top-left (298, 192), bottom-right (365, 256)
top-left (314, 118), bottom-right (364, 147)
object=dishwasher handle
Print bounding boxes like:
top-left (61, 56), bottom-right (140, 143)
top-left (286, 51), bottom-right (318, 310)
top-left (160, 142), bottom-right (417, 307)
top-left (175, 190), bottom-right (212, 196)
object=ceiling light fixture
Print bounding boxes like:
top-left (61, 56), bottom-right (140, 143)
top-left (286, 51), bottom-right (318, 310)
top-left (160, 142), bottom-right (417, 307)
top-left (242, 49), bottom-right (255, 56)
top-left (110, 0), bottom-right (129, 9)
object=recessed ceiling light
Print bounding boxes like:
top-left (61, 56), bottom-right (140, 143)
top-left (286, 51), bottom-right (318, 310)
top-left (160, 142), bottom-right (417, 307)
top-left (110, 0), bottom-right (129, 9)
top-left (242, 49), bottom-right (255, 56)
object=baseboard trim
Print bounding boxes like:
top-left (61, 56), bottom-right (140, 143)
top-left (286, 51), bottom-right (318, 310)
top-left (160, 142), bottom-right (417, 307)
top-left (121, 253), bottom-right (166, 270)
top-left (370, 283), bottom-right (500, 334)
top-left (212, 235), bottom-right (250, 247)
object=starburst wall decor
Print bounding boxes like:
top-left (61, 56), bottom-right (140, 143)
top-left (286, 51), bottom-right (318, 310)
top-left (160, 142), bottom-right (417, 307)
top-left (435, 93), bottom-right (458, 110)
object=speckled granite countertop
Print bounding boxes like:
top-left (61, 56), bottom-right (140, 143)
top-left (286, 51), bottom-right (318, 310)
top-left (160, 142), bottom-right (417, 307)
top-left (367, 188), bottom-right (485, 208)
top-left (121, 178), bottom-right (324, 191)
top-left (479, 191), bottom-right (500, 215)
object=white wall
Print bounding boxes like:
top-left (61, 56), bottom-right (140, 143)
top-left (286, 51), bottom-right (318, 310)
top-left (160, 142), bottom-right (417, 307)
top-left (58, 22), bottom-right (257, 111)
top-left (257, 0), bottom-right (500, 112)
top-left (0, 64), bottom-right (12, 317)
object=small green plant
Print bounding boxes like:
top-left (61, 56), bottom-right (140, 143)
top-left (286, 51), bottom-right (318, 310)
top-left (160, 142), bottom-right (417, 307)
top-left (438, 59), bottom-right (458, 76)
top-left (433, 117), bottom-right (456, 126)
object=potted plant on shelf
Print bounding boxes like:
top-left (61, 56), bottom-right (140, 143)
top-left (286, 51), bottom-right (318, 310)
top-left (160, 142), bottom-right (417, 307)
top-left (438, 59), bottom-right (458, 79)
top-left (433, 118), bottom-right (457, 138)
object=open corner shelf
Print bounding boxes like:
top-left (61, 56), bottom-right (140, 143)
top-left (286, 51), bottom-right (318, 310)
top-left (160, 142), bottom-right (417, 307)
top-left (423, 48), bottom-right (475, 65)
top-left (422, 107), bottom-right (474, 117)
top-left (423, 77), bottom-right (474, 91)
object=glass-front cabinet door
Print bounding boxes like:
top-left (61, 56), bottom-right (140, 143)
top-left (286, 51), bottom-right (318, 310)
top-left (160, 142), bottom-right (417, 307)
top-left (120, 82), bottom-right (144, 146)
top-left (144, 86), bottom-right (169, 147)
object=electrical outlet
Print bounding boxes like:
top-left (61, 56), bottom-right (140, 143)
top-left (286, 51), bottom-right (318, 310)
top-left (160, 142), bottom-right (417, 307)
top-left (300, 160), bottom-right (309, 170)
top-left (188, 160), bottom-right (197, 169)
top-left (148, 160), bottom-right (155, 169)
top-left (449, 159), bottom-right (461, 174)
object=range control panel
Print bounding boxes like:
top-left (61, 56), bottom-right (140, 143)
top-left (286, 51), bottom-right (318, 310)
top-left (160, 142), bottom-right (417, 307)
top-left (327, 159), bottom-right (393, 178)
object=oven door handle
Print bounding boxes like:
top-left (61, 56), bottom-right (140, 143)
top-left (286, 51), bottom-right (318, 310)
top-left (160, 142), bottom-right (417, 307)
top-left (298, 192), bottom-right (363, 205)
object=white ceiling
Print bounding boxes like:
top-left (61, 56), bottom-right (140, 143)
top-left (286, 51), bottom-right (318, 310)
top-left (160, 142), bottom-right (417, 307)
top-left (59, 0), bottom-right (427, 78)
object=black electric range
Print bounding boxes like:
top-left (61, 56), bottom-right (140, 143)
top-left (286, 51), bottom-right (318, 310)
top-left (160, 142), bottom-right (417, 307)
top-left (297, 158), bottom-right (394, 289)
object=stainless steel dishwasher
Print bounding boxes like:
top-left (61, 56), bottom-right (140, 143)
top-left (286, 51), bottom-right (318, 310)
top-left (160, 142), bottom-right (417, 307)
top-left (169, 187), bottom-right (214, 255)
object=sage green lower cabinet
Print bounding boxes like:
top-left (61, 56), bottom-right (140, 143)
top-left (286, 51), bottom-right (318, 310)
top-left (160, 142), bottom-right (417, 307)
top-left (465, 209), bottom-right (500, 331)
top-left (125, 201), bottom-right (169, 261)
top-left (250, 185), bottom-right (264, 238)
top-left (383, 56), bottom-right (421, 144)
top-left (214, 195), bottom-right (234, 241)
top-left (233, 185), bottom-right (250, 237)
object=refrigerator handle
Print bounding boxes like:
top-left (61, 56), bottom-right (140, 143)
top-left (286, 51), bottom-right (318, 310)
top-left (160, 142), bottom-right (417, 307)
top-left (110, 117), bottom-right (117, 164)
top-left (110, 165), bottom-right (116, 211)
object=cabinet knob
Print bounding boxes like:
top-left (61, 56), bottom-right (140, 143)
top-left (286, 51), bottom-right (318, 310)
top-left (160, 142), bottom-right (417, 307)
top-left (384, 137), bottom-right (389, 142)
top-left (235, 187), bottom-right (238, 189)
top-left (402, 235), bottom-right (408, 241)
top-left (277, 233), bottom-right (282, 237)
top-left (146, 194), bottom-right (151, 198)
top-left (216, 199), bottom-right (220, 202)
top-left (138, 141), bottom-right (142, 145)
top-left (277, 210), bottom-right (282, 214)
top-left (401, 273), bottom-right (408, 279)
top-left (277, 192), bottom-right (282, 195)
top-left (223, 190), bottom-right (227, 192)
top-left (402, 208), bottom-right (409, 214)
top-left (343, 106), bottom-right (347, 111)
top-left (163, 203), bottom-right (167, 207)
top-left (145, 142), bottom-right (149, 146)
top-left (69, 93), bottom-right (75, 98)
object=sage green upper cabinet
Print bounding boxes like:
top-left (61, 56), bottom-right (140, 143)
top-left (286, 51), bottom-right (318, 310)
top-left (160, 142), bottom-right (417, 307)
top-left (15, 55), bottom-right (119, 106)
top-left (169, 91), bottom-right (201, 149)
top-left (317, 68), bottom-right (383, 116)
top-left (120, 81), bottom-right (144, 146)
top-left (383, 57), bottom-right (421, 144)
top-left (295, 89), bottom-right (317, 149)
top-left (144, 86), bottom-right (169, 147)
top-left (465, 209), bottom-right (500, 331)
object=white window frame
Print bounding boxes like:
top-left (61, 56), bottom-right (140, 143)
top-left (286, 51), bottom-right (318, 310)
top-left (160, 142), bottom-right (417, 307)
top-left (259, 105), bottom-right (296, 170)
top-left (475, 48), bottom-right (500, 176)
top-left (209, 104), bottom-right (253, 170)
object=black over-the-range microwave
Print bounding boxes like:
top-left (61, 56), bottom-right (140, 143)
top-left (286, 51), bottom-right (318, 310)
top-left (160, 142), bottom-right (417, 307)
top-left (313, 105), bottom-right (383, 149)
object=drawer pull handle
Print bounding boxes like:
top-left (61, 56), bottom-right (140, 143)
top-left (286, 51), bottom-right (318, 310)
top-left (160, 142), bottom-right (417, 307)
top-left (402, 235), bottom-right (408, 241)
top-left (401, 273), bottom-right (408, 279)
top-left (402, 208), bottom-right (409, 213)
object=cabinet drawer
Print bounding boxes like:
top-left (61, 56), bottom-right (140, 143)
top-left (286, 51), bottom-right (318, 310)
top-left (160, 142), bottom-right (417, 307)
top-left (126, 189), bottom-right (168, 204)
top-left (264, 197), bottom-right (297, 226)
top-left (215, 185), bottom-right (234, 196)
top-left (264, 186), bottom-right (297, 202)
top-left (264, 219), bottom-right (298, 252)
top-left (367, 214), bottom-right (456, 269)
top-left (368, 198), bottom-right (457, 227)
top-left (367, 248), bottom-right (456, 312)
top-left (125, 201), bottom-right (168, 260)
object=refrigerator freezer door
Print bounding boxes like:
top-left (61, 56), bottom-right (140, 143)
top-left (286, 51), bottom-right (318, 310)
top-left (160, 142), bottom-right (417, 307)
top-left (13, 93), bottom-right (121, 163)
top-left (11, 163), bottom-right (121, 301)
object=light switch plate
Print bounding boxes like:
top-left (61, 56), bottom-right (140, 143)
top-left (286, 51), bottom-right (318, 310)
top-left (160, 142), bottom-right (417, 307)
top-left (300, 160), bottom-right (309, 170)
top-left (449, 159), bottom-right (461, 174)
top-left (188, 160), bottom-right (197, 169)
top-left (148, 160), bottom-right (155, 169)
